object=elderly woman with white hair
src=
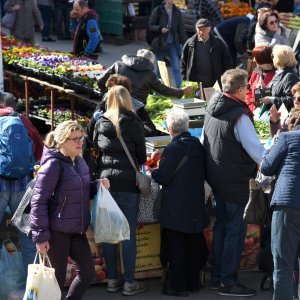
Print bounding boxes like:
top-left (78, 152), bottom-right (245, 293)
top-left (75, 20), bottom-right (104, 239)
top-left (152, 109), bottom-right (208, 297)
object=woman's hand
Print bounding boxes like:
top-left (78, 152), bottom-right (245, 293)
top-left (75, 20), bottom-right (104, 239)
top-left (36, 241), bottom-right (50, 253)
top-left (270, 104), bottom-right (281, 123)
top-left (99, 178), bottom-right (110, 189)
top-left (12, 4), bottom-right (20, 11)
top-left (161, 28), bottom-right (169, 34)
top-left (260, 96), bottom-right (271, 105)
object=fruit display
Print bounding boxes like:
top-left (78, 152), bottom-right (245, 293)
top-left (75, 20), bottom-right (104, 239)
top-left (254, 120), bottom-right (270, 140)
top-left (278, 12), bottom-right (296, 28)
top-left (218, 1), bottom-right (254, 19)
top-left (204, 219), bottom-right (261, 269)
top-left (173, 0), bottom-right (187, 10)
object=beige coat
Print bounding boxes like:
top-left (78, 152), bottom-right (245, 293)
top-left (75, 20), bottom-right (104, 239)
top-left (4, 0), bottom-right (43, 42)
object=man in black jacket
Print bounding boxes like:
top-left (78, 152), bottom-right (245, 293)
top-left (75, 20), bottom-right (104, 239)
top-left (181, 18), bottom-right (233, 88)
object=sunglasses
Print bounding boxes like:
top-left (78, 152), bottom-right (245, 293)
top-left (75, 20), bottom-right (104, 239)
top-left (293, 96), bottom-right (300, 102)
top-left (268, 19), bottom-right (279, 25)
top-left (67, 136), bottom-right (85, 143)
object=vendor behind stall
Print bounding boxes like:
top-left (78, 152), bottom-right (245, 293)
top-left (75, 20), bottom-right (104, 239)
top-left (97, 49), bottom-right (193, 136)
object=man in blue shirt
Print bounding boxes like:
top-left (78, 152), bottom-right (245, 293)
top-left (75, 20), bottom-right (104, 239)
top-left (71, 0), bottom-right (101, 59)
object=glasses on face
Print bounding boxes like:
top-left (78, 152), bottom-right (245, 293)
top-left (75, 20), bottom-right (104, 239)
top-left (293, 96), bottom-right (300, 102)
top-left (268, 19), bottom-right (279, 26)
top-left (67, 136), bottom-right (85, 143)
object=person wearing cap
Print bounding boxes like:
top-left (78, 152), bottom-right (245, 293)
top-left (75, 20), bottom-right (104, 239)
top-left (97, 49), bottom-right (193, 136)
top-left (181, 18), bottom-right (233, 89)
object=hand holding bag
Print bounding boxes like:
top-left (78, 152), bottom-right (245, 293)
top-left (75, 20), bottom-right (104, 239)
top-left (93, 183), bottom-right (130, 244)
top-left (243, 174), bottom-right (274, 226)
top-left (2, 11), bottom-right (17, 29)
top-left (118, 135), bottom-right (151, 196)
top-left (23, 252), bottom-right (61, 300)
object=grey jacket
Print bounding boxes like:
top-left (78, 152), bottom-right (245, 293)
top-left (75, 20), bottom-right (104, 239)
top-left (4, 0), bottom-right (43, 40)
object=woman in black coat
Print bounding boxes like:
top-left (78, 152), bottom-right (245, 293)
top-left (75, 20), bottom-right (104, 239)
top-left (152, 109), bottom-right (208, 296)
top-left (93, 85), bottom-right (147, 296)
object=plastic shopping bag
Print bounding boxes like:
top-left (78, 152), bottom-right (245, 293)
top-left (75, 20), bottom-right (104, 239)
top-left (23, 252), bottom-right (61, 300)
top-left (93, 183), bottom-right (130, 244)
top-left (0, 240), bottom-right (26, 299)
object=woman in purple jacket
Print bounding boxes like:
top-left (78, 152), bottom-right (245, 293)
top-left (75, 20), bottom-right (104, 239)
top-left (30, 120), bottom-right (109, 299)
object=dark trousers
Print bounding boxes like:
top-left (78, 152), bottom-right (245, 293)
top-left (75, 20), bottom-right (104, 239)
top-left (48, 231), bottom-right (95, 300)
top-left (55, 2), bottom-right (71, 38)
top-left (163, 228), bottom-right (208, 292)
top-left (38, 4), bottom-right (52, 38)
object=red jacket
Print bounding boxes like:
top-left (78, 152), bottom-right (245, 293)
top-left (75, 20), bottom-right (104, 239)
top-left (245, 69), bottom-right (275, 112)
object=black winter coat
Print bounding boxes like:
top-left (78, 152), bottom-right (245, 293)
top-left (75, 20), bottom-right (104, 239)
top-left (148, 4), bottom-right (186, 56)
top-left (151, 132), bottom-right (207, 234)
top-left (94, 110), bottom-right (146, 193)
top-left (97, 55), bottom-right (183, 104)
top-left (180, 33), bottom-right (233, 88)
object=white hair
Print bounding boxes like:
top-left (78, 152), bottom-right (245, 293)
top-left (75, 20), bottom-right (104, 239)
top-left (136, 49), bottom-right (155, 64)
top-left (166, 109), bottom-right (189, 134)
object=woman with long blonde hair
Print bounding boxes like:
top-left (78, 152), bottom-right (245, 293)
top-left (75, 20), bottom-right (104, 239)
top-left (94, 85), bottom-right (147, 296)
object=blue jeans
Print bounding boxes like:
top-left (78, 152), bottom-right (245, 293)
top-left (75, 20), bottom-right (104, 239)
top-left (156, 42), bottom-right (182, 88)
top-left (0, 191), bottom-right (36, 274)
top-left (38, 4), bottom-right (52, 38)
top-left (211, 196), bottom-right (247, 286)
top-left (271, 207), bottom-right (300, 300)
top-left (55, 2), bottom-right (71, 38)
top-left (102, 192), bottom-right (140, 282)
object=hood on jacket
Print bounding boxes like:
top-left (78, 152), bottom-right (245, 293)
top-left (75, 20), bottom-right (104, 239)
top-left (98, 110), bottom-right (140, 137)
top-left (207, 91), bottom-right (244, 118)
top-left (85, 9), bottom-right (99, 21)
top-left (172, 131), bottom-right (203, 157)
top-left (121, 55), bottom-right (154, 72)
top-left (41, 146), bottom-right (73, 166)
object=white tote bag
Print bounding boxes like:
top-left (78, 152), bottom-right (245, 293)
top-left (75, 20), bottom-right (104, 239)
top-left (23, 252), bottom-right (61, 300)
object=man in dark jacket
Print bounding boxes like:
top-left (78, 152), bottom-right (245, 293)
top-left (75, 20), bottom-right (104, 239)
top-left (148, 0), bottom-right (186, 88)
top-left (70, 0), bottom-right (101, 59)
top-left (97, 49), bottom-right (193, 136)
top-left (152, 109), bottom-right (208, 296)
top-left (203, 69), bottom-right (265, 297)
top-left (181, 18), bottom-right (233, 88)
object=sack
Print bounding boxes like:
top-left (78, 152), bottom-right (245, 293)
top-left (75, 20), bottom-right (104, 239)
top-left (136, 171), bottom-right (152, 196)
top-left (2, 11), bottom-right (17, 30)
top-left (23, 252), bottom-right (61, 300)
top-left (11, 178), bottom-right (36, 236)
top-left (137, 179), bottom-right (160, 224)
top-left (0, 116), bottom-right (35, 178)
top-left (0, 240), bottom-right (26, 299)
top-left (146, 7), bottom-right (161, 45)
top-left (243, 177), bottom-right (272, 226)
top-left (12, 161), bottom-right (64, 236)
top-left (93, 183), bottom-right (130, 243)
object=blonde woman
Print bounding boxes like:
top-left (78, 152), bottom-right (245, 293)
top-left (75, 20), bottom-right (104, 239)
top-left (261, 45), bottom-right (299, 111)
top-left (30, 120), bottom-right (109, 300)
top-left (93, 85), bottom-right (147, 296)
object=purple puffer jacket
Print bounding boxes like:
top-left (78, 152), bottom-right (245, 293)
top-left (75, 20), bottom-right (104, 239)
top-left (30, 147), bottom-right (91, 243)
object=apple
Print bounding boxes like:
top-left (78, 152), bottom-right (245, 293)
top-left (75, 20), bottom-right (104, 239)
top-left (95, 265), bottom-right (102, 272)
top-left (95, 270), bottom-right (106, 281)
top-left (94, 258), bottom-right (103, 266)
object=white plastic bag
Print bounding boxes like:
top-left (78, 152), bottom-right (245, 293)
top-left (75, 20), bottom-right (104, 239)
top-left (23, 252), bottom-right (61, 300)
top-left (93, 183), bottom-right (130, 244)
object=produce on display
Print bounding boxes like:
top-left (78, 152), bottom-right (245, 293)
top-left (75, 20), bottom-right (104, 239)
top-left (254, 120), bottom-right (270, 140)
top-left (218, 1), bottom-right (254, 19)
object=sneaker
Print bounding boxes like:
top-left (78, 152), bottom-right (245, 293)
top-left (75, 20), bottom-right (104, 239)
top-left (106, 278), bottom-right (123, 293)
top-left (218, 283), bottom-right (256, 297)
top-left (123, 280), bottom-right (146, 296)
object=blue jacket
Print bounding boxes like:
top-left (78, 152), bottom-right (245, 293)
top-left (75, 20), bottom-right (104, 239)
top-left (151, 131), bottom-right (207, 234)
top-left (261, 126), bottom-right (300, 209)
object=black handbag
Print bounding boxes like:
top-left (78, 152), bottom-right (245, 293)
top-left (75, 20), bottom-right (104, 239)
top-left (243, 177), bottom-right (274, 226)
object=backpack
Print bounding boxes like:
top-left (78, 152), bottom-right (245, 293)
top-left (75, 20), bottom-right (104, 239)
top-left (146, 7), bottom-right (162, 46)
top-left (11, 160), bottom-right (64, 237)
top-left (0, 116), bottom-right (35, 179)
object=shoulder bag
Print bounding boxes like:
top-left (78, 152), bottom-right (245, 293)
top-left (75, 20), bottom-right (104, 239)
top-left (118, 135), bottom-right (151, 196)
